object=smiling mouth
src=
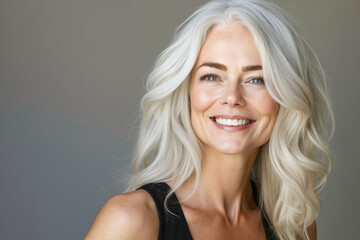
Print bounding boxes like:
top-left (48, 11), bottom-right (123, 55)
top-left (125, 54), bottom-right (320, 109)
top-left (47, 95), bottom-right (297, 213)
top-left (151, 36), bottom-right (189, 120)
top-left (211, 117), bottom-right (254, 126)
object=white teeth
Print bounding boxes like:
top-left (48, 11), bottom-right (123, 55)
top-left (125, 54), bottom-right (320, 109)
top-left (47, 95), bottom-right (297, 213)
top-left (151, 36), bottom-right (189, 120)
top-left (214, 118), bottom-right (251, 126)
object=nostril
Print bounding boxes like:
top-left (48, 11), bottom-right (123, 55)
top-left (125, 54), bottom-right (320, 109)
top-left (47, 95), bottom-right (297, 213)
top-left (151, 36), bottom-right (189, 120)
top-left (221, 96), bottom-right (246, 107)
top-left (220, 87), bottom-right (245, 106)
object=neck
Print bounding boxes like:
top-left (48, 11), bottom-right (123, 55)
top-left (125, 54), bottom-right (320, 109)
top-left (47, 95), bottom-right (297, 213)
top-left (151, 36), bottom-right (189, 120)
top-left (180, 146), bottom-right (260, 224)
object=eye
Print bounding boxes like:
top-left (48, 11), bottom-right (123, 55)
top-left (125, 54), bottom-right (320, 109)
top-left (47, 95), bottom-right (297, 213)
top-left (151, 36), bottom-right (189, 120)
top-left (200, 74), bottom-right (219, 82)
top-left (249, 77), bottom-right (265, 84)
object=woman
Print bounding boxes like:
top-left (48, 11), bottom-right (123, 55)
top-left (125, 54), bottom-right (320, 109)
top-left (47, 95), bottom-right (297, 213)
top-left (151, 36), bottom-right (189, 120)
top-left (85, 0), bottom-right (334, 239)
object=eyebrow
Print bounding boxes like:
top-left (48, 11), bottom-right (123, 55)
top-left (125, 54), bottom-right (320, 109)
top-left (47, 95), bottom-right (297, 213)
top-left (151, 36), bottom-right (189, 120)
top-left (242, 65), bottom-right (263, 72)
top-left (197, 62), bottom-right (262, 72)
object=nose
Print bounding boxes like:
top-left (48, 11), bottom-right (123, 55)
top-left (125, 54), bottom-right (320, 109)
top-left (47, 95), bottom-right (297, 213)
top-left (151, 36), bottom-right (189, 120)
top-left (220, 82), bottom-right (246, 107)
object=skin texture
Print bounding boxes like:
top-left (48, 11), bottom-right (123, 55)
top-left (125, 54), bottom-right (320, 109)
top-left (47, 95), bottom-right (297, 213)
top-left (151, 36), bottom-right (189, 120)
top-left (84, 23), bottom-right (316, 240)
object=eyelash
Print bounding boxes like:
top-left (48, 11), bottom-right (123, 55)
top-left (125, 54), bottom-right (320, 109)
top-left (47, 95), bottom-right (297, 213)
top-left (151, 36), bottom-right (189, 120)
top-left (249, 76), bottom-right (265, 84)
top-left (199, 73), bottom-right (220, 81)
top-left (199, 74), bottom-right (265, 85)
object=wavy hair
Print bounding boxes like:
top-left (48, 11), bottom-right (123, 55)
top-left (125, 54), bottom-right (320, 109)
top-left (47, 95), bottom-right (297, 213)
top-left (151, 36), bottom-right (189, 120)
top-left (127, 1), bottom-right (334, 239)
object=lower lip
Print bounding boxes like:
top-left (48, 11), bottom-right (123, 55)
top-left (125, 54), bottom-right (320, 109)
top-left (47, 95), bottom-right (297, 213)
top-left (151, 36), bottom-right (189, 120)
top-left (211, 118), bottom-right (255, 131)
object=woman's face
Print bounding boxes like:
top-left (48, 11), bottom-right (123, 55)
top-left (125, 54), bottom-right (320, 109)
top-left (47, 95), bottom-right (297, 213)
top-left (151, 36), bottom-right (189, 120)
top-left (190, 23), bottom-right (279, 156)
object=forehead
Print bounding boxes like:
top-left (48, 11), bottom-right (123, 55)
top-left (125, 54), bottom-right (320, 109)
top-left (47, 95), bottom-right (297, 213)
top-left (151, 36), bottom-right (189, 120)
top-left (207, 23), bottom-right (250, 40)
top-left (194, 23), bottom-right (261, 67)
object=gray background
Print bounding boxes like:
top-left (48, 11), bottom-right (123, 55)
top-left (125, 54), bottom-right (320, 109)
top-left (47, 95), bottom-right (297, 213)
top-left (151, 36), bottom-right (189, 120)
top-left (0, 0), bottom-right (359, 239)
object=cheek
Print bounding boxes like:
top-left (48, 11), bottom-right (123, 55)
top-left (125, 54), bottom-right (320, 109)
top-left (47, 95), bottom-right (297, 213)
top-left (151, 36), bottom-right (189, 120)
top-left (261, 99), bottom-right (279, 117)
top-left (250, 91), bottom-right (279, 117)
top-left (189, 86), bottom-right (215, 114)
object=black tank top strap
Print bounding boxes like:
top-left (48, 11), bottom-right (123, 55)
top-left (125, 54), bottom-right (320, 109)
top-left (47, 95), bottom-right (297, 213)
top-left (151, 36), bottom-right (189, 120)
top-left (138, 182), bottom-right (193, 240)
top-left (251, 181), bottom-right (279, 240)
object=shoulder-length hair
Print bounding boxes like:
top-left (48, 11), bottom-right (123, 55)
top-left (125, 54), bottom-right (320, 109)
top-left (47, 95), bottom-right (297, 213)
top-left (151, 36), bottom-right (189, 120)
top-left (127, 1), bottom-right (334, 239)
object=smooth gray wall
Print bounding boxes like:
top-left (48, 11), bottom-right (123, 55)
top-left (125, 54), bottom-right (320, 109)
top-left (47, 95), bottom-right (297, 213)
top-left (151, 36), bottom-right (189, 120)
top-left (0, 0), bottom-right (359, 239)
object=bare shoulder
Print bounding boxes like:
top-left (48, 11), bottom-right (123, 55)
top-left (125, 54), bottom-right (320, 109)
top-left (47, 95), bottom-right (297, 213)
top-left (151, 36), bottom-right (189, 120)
top-left (84, 189), bottom-right (159, 240)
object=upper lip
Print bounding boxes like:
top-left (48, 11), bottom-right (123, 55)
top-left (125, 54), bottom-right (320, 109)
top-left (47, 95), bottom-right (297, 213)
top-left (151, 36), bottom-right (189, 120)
top-left (210, 114), bottom-right (254, 120)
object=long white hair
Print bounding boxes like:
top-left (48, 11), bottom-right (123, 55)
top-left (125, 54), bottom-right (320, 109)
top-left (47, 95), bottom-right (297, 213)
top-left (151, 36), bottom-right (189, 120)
top-left (127, 1), bottom-right (334, 239)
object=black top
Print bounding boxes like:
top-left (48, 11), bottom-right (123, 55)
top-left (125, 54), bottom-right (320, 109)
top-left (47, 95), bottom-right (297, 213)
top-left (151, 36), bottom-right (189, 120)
top-left (138, 182), bottom-right (279, 240)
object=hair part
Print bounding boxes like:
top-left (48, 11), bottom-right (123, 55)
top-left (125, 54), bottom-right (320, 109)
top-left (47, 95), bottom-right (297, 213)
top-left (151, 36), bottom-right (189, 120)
top-left (126, 1), bottom-right (334, 239)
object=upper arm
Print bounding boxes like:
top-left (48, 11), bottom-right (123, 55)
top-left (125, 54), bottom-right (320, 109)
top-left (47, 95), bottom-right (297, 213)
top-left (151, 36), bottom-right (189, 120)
top-left (84, 190), bottom-right (159, 240)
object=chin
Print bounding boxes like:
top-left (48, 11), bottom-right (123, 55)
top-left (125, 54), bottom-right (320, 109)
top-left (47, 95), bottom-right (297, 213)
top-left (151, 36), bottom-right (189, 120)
top-left (213, 144), bottom-right (252, 156)
top-left (220, 149), bottom-right (248, 156)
